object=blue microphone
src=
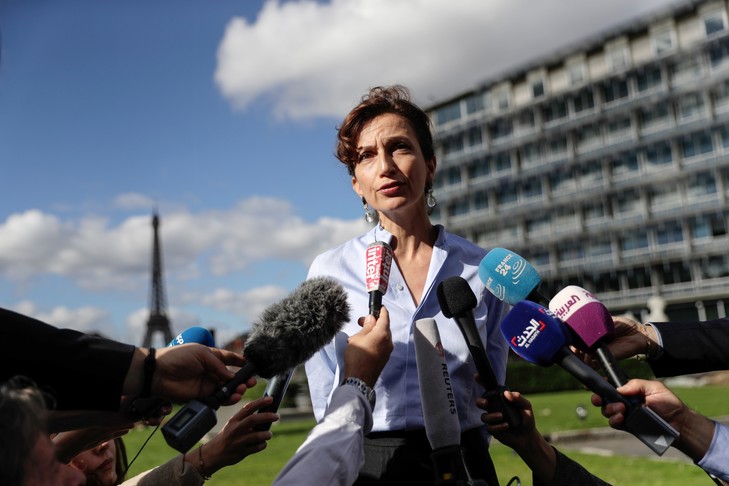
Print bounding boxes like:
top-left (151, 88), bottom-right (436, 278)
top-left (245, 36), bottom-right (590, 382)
top-left (501, 301), bottom-right (678, 455)
top-left (478, 248), bottom-right (546, 306)
top-left (168, 326), bottom-right (216, 348)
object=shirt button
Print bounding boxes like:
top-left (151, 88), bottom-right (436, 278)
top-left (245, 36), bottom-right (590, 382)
top-left (396, 284), bottom-right (404, 291)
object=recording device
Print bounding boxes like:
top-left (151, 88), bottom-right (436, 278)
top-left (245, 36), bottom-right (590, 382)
top-left (436, 276), bottom-right (522, 429)
top-left (413, 318), bottom-right (487, 485)
top-left (478, 247), bottom-right (547, 306)
top-left (162, 277), bottom-right (350, 453)
top-left (253, 367), bottom-right (295, 432)
top-left (549, 286), bottom-right (631, 388)
top-left (167, 326), bottom-right (216, 348)
top-left (365, 240), bottom-right (393, 318)
top-left (501, 300), bottom-right (678, 455)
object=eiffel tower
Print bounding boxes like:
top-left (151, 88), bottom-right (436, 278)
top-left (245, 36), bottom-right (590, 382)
top-left (142, 211), bottom-right (173, 347)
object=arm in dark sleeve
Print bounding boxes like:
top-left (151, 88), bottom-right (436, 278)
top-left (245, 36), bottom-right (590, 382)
top-left (648, 319), bottom-right (729, 377)
top-left (0, 307), bottom-right (135, 410)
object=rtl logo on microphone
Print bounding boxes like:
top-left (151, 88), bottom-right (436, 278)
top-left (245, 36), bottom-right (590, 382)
top-left (365, 242), bottom-right (392, 293)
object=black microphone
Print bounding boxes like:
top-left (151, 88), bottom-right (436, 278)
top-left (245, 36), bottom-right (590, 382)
top-left (162, 276), bottom-right (350, 453)
top-left (501, 300), bottom-right (678, 456)
top-left (413, 318), bottom-right (487, 486)
top-left (365, 240), bottom-right (393, 318)
top-left (436, 276), bottom-right (522, 429)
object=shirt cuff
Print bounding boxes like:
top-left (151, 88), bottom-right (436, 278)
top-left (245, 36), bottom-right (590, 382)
top-left (697, 422), bottom-right (729, 481)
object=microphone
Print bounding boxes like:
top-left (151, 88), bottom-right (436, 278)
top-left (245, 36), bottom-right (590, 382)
top-left (167, 326), bottom-right (216, 348)
top-left (253, 367), bottom-right (295, 432)
top-left (365, 240), bottom-right (393, 318)
top-left (501, 300), bottom-right (678, 456)
top-left (436, 276), bottom-right (522, 429)
top-left (478, 247), bottom-right (547, 306)
top-left (413, 318), bottom-right (484, 485)
top-left (162, 276), bottom-right (350, 453)
top-left (549, 286), bottom-right (631, 388)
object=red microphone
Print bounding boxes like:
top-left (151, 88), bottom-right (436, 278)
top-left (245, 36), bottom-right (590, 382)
top-left (365, 241), bottom-right (393, 318)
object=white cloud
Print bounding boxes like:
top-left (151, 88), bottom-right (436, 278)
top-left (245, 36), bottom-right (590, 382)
top-left (10, 300), bottom-right (116, 338)
top-left (215, 0), bottom-right (681, 119)
top-left (114, 193), bottom-right (157, 211)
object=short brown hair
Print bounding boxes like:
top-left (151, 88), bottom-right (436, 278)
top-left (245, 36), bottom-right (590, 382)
top-left (336, 85), bottom-right (435, 176)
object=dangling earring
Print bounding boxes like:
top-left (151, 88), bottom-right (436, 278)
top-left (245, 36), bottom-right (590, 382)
top-left (426, 186), bottom-right (437, 209)
top-left (362, 197), bottom-right (376, 224)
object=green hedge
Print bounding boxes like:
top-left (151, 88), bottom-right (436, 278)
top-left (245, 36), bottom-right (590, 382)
top-left (503, 352), bottom-right (655, 394)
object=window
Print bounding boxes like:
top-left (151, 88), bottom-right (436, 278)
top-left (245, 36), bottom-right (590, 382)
top-left (558, 241), bottom-right (584, 262)
top-left (655, 221), bottom-right (683, 245)
top-left (468, 157), bottom-right (490, 179)
top-left (708, 38), bottom-right (729, 68)
top-left (615, 188), bottom-right (641, 215)
top-left (543, 100), bottom-right (568, 123)
top-left (607, 45), bottom-right (629, 70)
top-left (465, 93), bottom-right (485, 115)
top-left (443, 166), bottom-right (462, 186)
top-left (584, 202), bottom-right (608, 223)
top-left (607, 117), bottom-right (632, 141)
top-left (466, 127), bottom-right (482, 148)
top-left (701, 255), bottom-right (729, 279)
top-left (494, 152), bottom-right (511, 172)
top-left (573, 89), bottom-right (595, 113)
top-left (719, 125), bottom-right (729, 149)
top-left (515, 111), bottom-right (535, 133)
top-left (704, 10), bottom-right (727, 36)
top-left (473, 190), bottom-right (489, 210)
top-left (611, 152), bottom-right (639, 178)
top-left (523, 177), bottom-right (542, 199)
top-left (650, 183), bottom-right (681, 209)
top-left (636, 66), bottom-right (662, 92)
top-left (587, 238), bottom-right (612, 257)
top-left (681, 131), bottom-right (713, 158)
top-left (496, 183), bottom-right (518, 206)
top-left (688, 171), bottom-right (717, 197)
top-left (602, 79), bottom-right (629, 103)
top-left (547, 137), bottom-right (568, 159)
top-left (671, 57), bottom-right (704, 85)
top-left (567, 62), bottom-right (586, 85)
top-left (677, 93), bottom-right (706, 119)
top-left (626, 266), bottom-right (652, 290)
top-left (621, 229), bottom-right (649, 251)
top-left (442, 137), bottom-right (464, 158)
top-left (489, 119), bottom-right (512, 141)
top-left (576, 124), bottom-right (602, 152)
top-left (521, 142), bottom-right (544, 166)
top-left (580, 160), bottom-right (604, 185)
top-left (712, 80), bottom-right (729, 110)
top-left (436, 102), bottom-right (461, 125)
top-left (449, 197), bottom-right (470, 217)
top-left (639, 104), bottom-right (671, 132)
top-left (532, 79), bottom-right (545, 98)
top-left (652, 29), bottom-right (675, 55)
top-left (493, 89), bottom-right (510, 112)
top-left (660, 261), bottom-right (692, 285)
top-left (550, 167), bottom-right (577, 194)
top-left (645, 141), bottom-right (673, 167)
top-left (691, 214), bottom-right (727, 238)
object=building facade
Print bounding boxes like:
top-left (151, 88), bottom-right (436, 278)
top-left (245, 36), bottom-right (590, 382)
top-left (429, 0), bottom-right (729, 322)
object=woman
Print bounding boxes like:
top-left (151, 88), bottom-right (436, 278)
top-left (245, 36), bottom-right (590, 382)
top-left (305, 85), bottom-right (509, 485)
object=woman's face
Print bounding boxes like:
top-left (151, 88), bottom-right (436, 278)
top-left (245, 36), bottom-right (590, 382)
top-left (70, 440), bottom-right (117, 486)
top-left (352, 113), bottom-right (435, 219)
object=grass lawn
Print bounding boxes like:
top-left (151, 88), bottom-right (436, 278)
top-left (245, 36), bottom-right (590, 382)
top-left (121, 385), bottom-right (729, 485)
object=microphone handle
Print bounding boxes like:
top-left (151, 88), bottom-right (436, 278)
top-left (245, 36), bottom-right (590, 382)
top-left (595, 344), bottom-right (631, 388)
top-left (526, 288), bottom-right (550, 307)
top-left (555, 349), bottom-right (629, 406)
top-left (208, 361), bottom-right (258, 409)
top-left (368, 291), bottom-right (383, 318)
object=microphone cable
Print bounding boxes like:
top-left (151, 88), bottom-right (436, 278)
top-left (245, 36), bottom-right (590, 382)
top-left (121, 421), bottom-right (161, 479)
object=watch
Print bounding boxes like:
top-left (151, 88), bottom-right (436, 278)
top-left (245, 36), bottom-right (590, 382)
top-left (342, 376), bottom-right (376, 408)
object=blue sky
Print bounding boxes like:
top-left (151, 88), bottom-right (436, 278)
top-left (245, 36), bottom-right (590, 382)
top-left (0, 0), bottom-right (680, 346)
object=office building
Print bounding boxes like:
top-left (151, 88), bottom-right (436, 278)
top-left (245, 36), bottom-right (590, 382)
top-left (429, 0), bottom-right (729, 321)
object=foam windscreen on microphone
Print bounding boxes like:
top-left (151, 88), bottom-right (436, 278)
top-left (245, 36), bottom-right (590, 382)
top-left (168, 326), bottom-right (216, 348)
top-left (436, 276), bottom-right (477, 319)
top-left (413, 318), bottom-right (461, 451)
top-left (500, 300), bottom-right (572, 366)
top-left (243, 276), bottom-right (351, 379)
top-left (478, 248), bottom-right (541, 305)
top-left (549, 286), bottom-right (615, 350)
